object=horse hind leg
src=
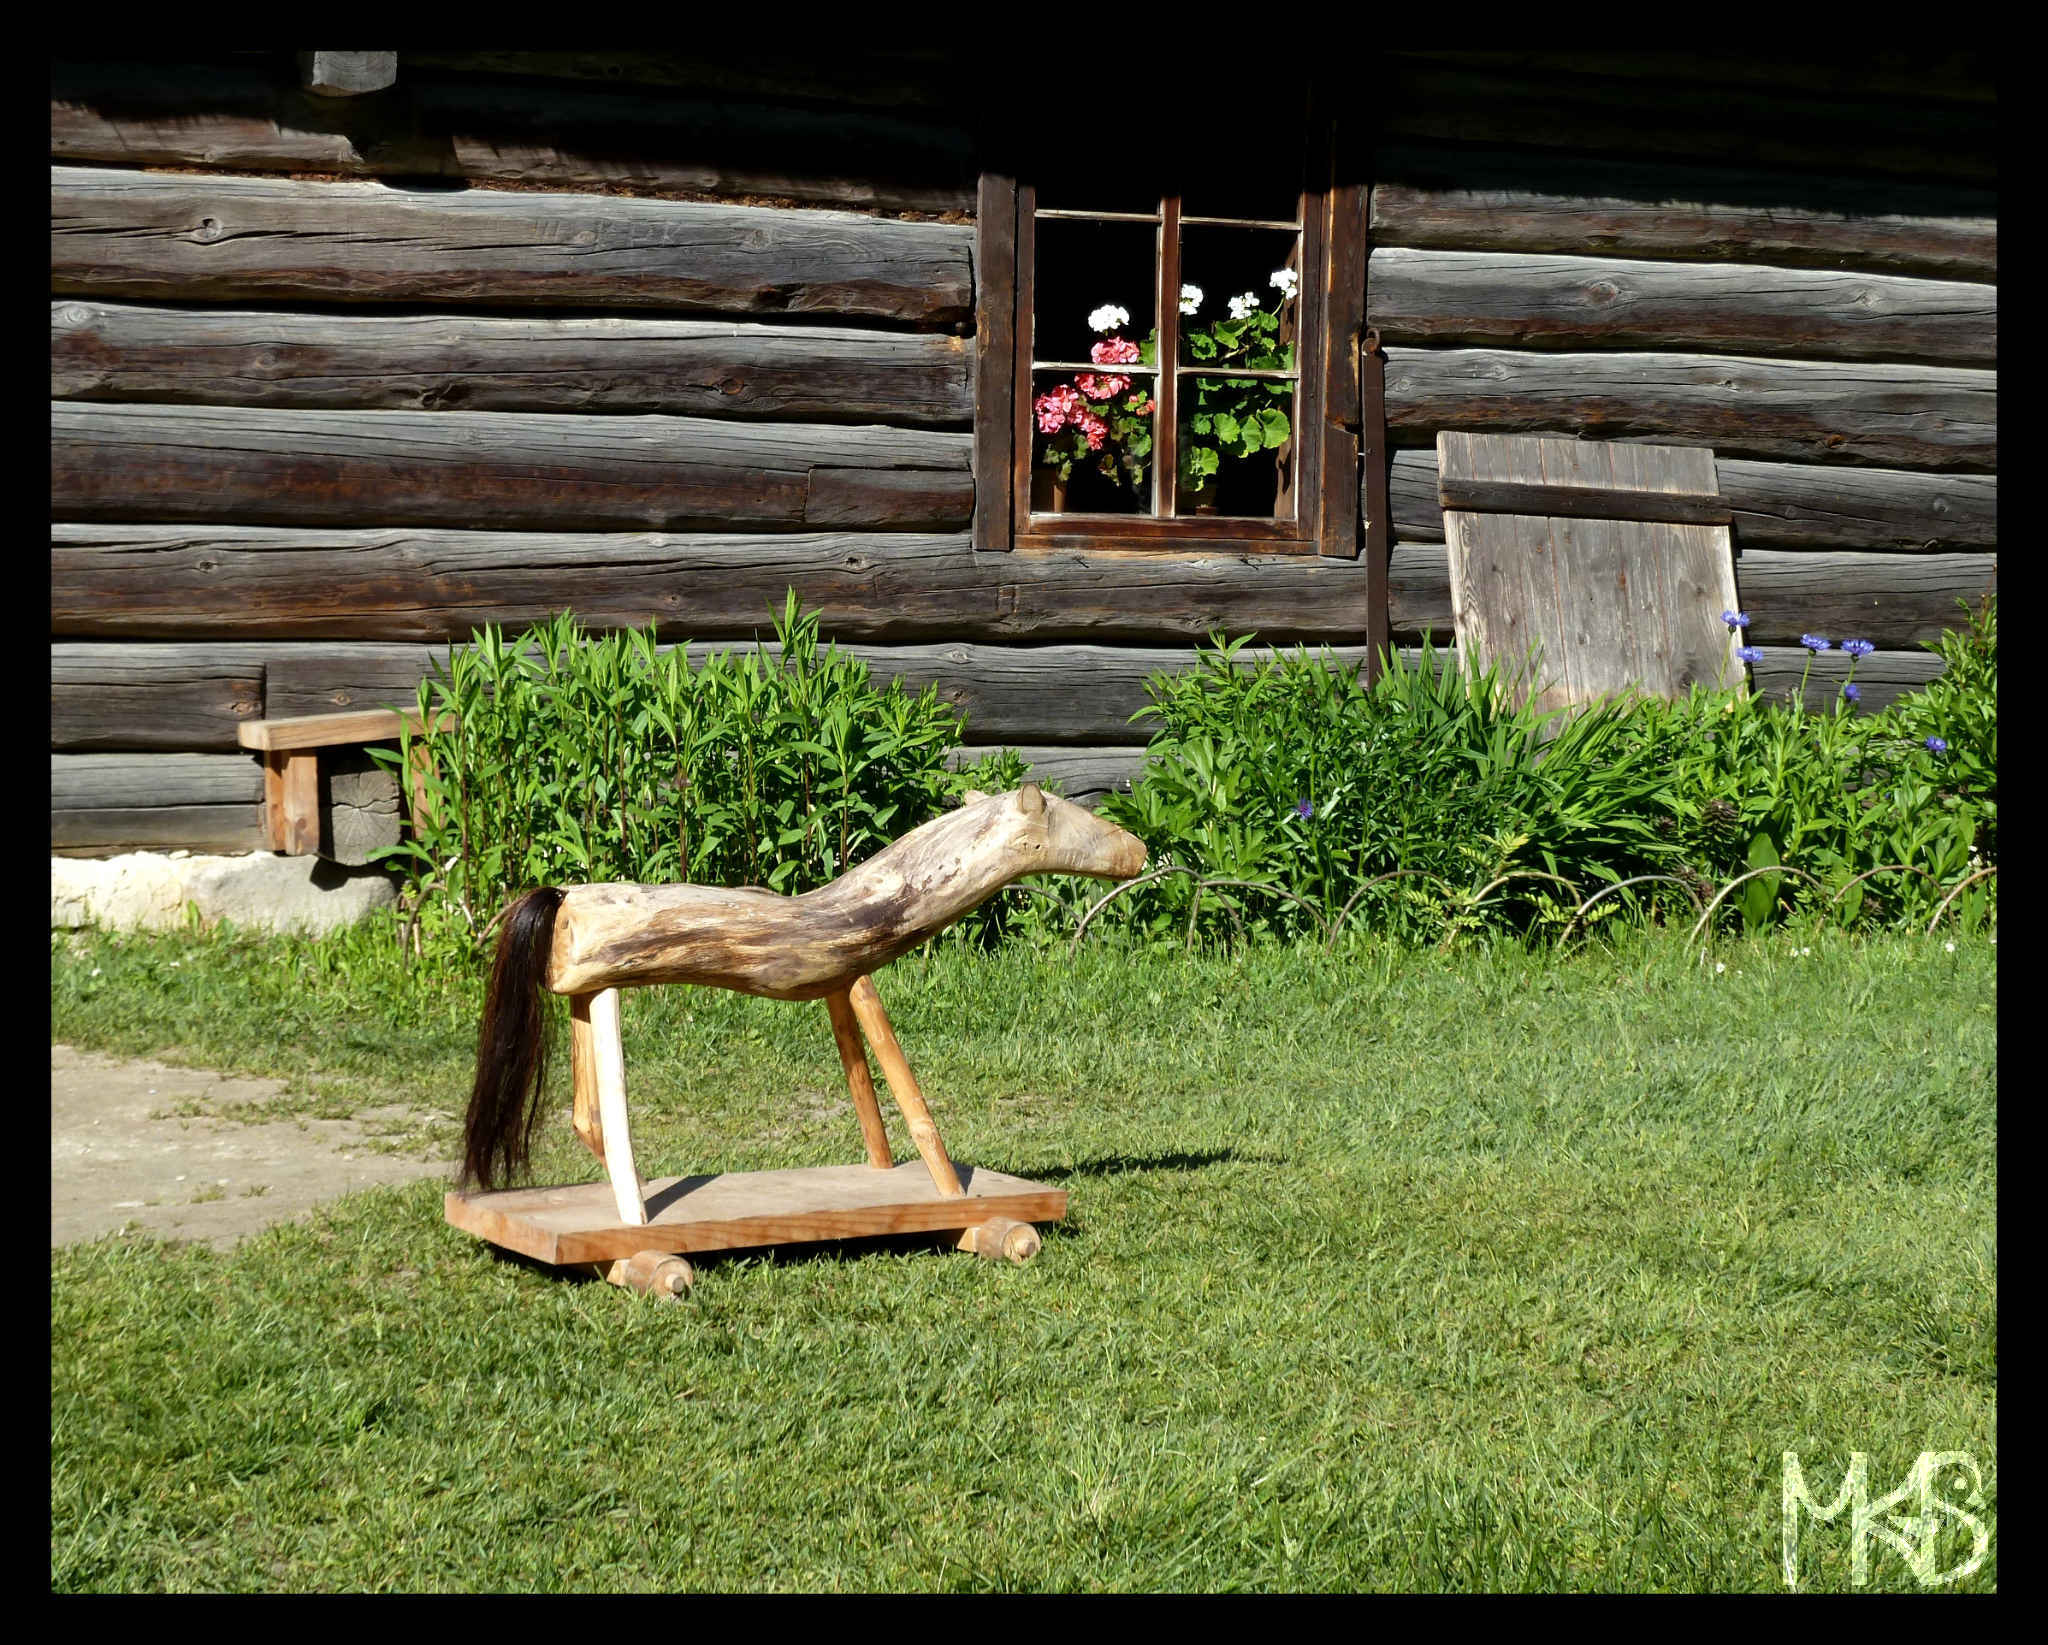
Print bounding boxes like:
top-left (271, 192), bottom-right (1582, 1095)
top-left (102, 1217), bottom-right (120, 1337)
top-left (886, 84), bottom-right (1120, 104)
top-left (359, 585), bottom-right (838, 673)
top-left (570, 992), bottom-right (607, 1166)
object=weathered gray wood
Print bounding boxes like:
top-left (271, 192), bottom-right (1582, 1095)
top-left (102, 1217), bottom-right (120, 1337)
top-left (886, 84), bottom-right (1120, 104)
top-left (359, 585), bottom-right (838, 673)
top-left (1387, 542), bottom-right (1993, 649)
top-left (1440, 434), bottom-right (1741, 710)
top-left (253, 639), bottom-right (1378, 747)
top-left (321, 747), bottom-right (402, 866)
top-left (50, 404), bottom-right (973, 532)
top-left (1750, 646), bottom-right (1945, 713)
top-left (50, 644), bottom-right (265, 751)
top-left (1391, 449), bottom-right (1996, 552)
top-left (51, 302), bottom-right (973, 427)
top-left (1369, 144), bottom-right (1997, 282)
top-left (948, 746), bottom-right (1147, 808)
top-left (50, 752), bottom-right (266, 854)
top-left (51, 59), bottom-right (976, 214)
top-left (1368, 248), bottom-right (1995, 366)
top-left (1378, 62), bottom-right (1994, 183)
top-left (49, 745), bottom-right (398, 862)
top-left (51, 526), bottom-right (1386, 645)
top-left (299, 52), bottom-right (397, 97)
top-left (1383, 348), bottom-right (1996, 471)
top-left (50, 168), bottom-right (974, 327)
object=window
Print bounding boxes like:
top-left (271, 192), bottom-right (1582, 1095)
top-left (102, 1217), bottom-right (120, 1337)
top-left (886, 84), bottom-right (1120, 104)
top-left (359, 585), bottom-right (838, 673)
top-left (973, 105), bottom-right (1364, 556)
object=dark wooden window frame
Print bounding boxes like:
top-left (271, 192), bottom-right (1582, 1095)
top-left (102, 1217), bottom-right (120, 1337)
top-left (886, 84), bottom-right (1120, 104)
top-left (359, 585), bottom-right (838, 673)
top-left (974, 115), bottom-right (1365, 559)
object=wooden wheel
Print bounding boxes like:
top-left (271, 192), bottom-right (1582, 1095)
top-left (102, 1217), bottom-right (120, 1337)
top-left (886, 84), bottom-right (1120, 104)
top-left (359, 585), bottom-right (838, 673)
top-left (603, 1248), bottom-right (696, 1298)
top-left (958, 1217), bottom-right (1041, 1265)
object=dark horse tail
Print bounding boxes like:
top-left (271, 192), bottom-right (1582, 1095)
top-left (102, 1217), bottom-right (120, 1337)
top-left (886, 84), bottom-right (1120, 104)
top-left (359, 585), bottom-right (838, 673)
top-left (461, 886), bottom-right (564, 1190)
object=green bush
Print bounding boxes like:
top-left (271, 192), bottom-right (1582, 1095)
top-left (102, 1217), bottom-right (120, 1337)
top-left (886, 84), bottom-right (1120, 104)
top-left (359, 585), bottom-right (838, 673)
top-left (370, 595), bottom-right (1017, 957)
top-left (369, 592), bottom-right (1996, 961)
top-left (1095, 635), bottom-right (1678, 947)
top-left (1089, 604), bottom-right (1998, 950)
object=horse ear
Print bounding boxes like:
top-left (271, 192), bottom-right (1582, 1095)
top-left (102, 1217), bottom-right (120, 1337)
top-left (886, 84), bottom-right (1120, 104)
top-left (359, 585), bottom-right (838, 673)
top-left (1018, 781), bottom-right (1044, 815)
top-left (961, 788), bottom-right (988, 806)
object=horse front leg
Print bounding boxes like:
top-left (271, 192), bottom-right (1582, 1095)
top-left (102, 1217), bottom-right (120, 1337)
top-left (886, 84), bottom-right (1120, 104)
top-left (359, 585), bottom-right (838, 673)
top-left (846, 975), bottom-right (964, 1198)
top-left (572, 988), bottom-right (646, 1226)
top-left (825, 987), bottom-right (894, 1170)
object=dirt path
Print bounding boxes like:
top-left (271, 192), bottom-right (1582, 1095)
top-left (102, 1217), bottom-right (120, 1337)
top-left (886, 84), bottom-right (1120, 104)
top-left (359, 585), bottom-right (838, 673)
top-left (51, 1044), bottom-right (456, 1251)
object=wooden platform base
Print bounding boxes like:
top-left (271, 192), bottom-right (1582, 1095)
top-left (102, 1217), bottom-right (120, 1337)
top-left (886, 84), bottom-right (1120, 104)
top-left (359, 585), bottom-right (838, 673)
top-left (445, 1161), bottom-right (1067, 1269)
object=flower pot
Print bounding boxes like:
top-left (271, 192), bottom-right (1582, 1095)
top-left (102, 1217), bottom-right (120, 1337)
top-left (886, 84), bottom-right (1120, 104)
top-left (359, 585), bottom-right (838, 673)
top-left (1178, 478), bottom-right (1218, 516)
top-left (1031, 468), bottom-right (1069, 514)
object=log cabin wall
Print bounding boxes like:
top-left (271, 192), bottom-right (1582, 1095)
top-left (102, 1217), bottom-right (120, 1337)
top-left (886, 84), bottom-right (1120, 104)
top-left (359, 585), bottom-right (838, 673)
top-left (50, 50), bottom-right (1996, 856)
top-left (1367, 51), bottom-right (1996, 715)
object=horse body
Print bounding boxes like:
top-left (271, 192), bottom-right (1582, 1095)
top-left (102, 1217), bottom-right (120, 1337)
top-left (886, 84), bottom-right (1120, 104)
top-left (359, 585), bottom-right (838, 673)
top-left (462, 784), bottom-right (1145, 1197)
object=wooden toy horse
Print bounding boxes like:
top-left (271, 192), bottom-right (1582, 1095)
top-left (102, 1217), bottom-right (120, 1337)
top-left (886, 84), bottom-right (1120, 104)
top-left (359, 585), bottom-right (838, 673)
top-left (460, 783), bottom-right (1146, 1231)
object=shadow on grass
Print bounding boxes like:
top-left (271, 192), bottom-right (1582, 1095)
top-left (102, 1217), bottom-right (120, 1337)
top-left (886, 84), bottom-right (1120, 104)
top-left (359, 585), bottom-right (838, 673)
top-left (1009, 1146), bottom-right (1269, 1181)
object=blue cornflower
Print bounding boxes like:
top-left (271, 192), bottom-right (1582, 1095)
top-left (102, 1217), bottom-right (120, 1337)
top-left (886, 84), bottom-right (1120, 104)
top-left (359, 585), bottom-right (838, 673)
top-left (1841, 638), bottom-right (1875, 658)
top-left (1721, 610), bottom-right (1752, 629)
top-left (1924, 737), bottom-right (1949, 755)
top-left (1736, 645), bottom-right (1764, 664)
top-left (1294, 798), bottom-right (1314, 819)
top-left (1801, 634), bottom-right (1832, 653)
top-left (1840, 683), bottom-right (1861, 703)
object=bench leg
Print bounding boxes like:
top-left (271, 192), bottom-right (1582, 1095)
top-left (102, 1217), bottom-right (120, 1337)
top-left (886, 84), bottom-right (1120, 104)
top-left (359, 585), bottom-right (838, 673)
top-left (262, 750), bottom-right (320, 856)
top-left (585, 987), bottom-right (645, 1226)
top-left (846, 975), bottom-right (964, 1198)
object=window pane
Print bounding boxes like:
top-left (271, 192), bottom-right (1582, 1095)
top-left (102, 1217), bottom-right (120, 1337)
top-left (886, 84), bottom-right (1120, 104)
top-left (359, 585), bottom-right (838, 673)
top-left (1177, 226), bottom-right (1301, 369)
top-left (1177, 377), bottom-right (1296, 520)
top-left (1032, 217), bottom-right (1158, 368)
top-left (1030, 369), bottom-right (1156, 517)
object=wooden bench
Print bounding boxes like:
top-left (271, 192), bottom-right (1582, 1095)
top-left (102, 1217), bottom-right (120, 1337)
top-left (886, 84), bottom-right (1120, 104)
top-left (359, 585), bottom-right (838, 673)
top-left (236, 708), bottom-right (453, 856)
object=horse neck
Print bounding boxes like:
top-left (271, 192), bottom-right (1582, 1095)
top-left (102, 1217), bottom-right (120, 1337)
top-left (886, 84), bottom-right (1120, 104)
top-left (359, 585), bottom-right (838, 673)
top-left (802, 802), bottom-right (1034, 931)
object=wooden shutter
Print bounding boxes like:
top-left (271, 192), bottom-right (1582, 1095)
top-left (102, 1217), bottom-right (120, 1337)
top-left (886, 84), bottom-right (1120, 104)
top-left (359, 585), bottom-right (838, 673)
top-left (1437, 432), bottom-right (1742, 713)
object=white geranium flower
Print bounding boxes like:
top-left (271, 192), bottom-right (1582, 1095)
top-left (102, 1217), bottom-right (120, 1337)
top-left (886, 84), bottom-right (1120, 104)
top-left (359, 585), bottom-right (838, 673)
top-left (1179, 284), bottom-right (1204, 316)
top-left (1088, 303), bottom-right (1131, 334)
top-left (1269, 267), bottom-right (1300, 299)
top-left (1227, 291), bottom-right (1260, 320)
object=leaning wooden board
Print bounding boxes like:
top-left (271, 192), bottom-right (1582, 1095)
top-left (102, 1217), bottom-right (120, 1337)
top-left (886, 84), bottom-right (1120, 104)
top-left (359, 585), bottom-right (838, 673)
top-left (446, 1161), bottom-right (1066, 1267)
top-left (1438, 431), bottom-right (1744, 714)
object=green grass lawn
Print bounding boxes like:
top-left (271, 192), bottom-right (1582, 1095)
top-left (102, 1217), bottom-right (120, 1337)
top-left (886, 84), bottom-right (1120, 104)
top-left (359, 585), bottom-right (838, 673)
top-left (51, 920), bottom-right (1996, 1592)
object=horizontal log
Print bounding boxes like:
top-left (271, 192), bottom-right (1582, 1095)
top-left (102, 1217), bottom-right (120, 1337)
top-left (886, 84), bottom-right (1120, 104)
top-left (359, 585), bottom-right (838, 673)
top-left (51, 302), bottom-right (973, 427)
top-left (50, 167), bottom-right (974, 327)
top-left (1750, 647), bottom-right (1945, 714)
top-left (176, 637), bottom-right (1387, 748)
top-left (1386, 543), bottom-right (1994, 650)
top-left (1368, 248), bottom-right (1995, 366)
top-left (51, 60), bottom-right (975, 214)
top-left (1369, 145), bottom-right (1997, 283)
top-left (51, 527), bottom-right (1386, 646)
top-left (1386, 50), bottom-right (1992, 107)
top-left (1378, 63), bottom-right (1994, 184)
top-left (949, 747), bottom-right (1146, 808)
top-left (1389, 451), bottom-right (1998, 552)
top-left (403, 49), bottom-right (972, 114)
top-left (1382, 348), bottom-right (1995, 471)
top-left (50, 752), bottom-right (265, 854)
top-left (50, 644), bottom-right (265, 751)
top-left (50, 404), bottom-right (973, 532)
